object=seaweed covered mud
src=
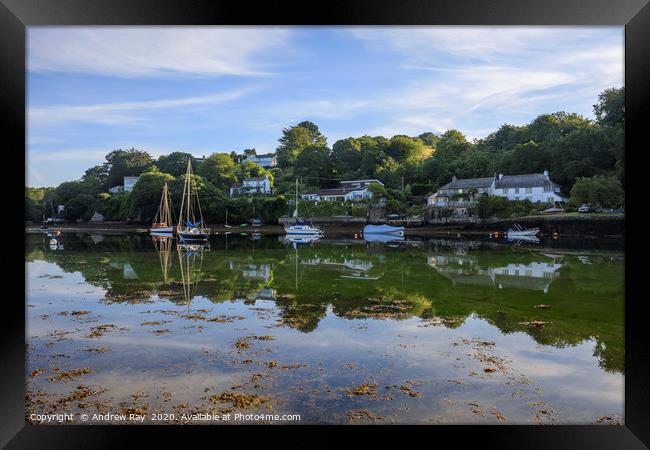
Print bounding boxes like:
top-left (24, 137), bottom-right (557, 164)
top-left (25, 232), bottom-right (624, 425)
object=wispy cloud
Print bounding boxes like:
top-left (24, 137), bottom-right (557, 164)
top-left (28, 27), bottom-right (295, 78)
top-left (29, 88), bottom-right (254, 125)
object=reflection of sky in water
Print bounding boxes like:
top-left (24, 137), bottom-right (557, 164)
top-left (25, 238), bottom-right (624, 424)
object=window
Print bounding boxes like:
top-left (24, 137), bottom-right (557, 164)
top-left (514, 188), bottom-right (519, 194)
top-left (503, 188), bottom-right (509, 194)
top-left (526, 187), bottom-right (533, 194)
top-left (543, 185), bottom-right (551, 192)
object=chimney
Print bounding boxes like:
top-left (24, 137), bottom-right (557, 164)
top-left (452, 175), bottom-right (457, 182)
top-left (543, 169), bottom-right (549, 179)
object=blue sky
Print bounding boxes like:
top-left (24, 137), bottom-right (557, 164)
top-left (27, 26), bottom-right (623, 187)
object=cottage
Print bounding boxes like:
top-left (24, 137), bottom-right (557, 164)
top-left (427, 170), bottom-right (566, 207)
top-left (229, 175), bottom-right (272, 197)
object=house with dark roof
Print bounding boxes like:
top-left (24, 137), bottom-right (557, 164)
top-left (427, 170), bottom-right (566, 207)
top-left (300, 179), bottom-right (383, 203)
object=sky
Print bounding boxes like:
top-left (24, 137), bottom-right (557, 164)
top-left (26, 26), bottom-right (623, 187)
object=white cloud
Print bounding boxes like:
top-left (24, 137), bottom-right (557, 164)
top-left (28, 27), bottom-right (294, 78)
top-left (29, 88), bottom-right (254, 125)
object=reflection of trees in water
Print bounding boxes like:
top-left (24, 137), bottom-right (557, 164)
top-left (26, 233), bottom-right (624, 373)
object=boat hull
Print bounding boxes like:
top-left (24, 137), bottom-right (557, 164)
top-left (363, 224), bottom-right (405, 236)
top-left (506, 229), bottom-right (539, 237)
top-left (285, 228), bottom-right (323, 236)
top-left (150, 227), bottom-right (174, 234)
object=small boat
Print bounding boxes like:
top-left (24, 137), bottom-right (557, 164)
top-left (150, 182), bottom-right (174, 235)
top-left (177, 160), bottom-right (210, 242)
top-left (251, 218), bottom-right (262, 227)
top-left (364, 233), bottom-right (404, 243)
top-left (285, 179), bottom-right (323, 236)
top-left (363, 224), bottom-right (404, 236)
top-left (505, 223), bottom-right (540, 237)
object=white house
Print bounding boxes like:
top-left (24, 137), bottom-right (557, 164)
top-left (108, 185), bottom-right (124, 194)
top-left (245, 153), bottom-right (277, 168)
top-left (123, 176), bottom-right (140, 192)
top-left (229, 175), bottom-right (272, 196)
top-left (300, 187), bottom-right (373, 203)
top-left (427, 170), bottom-right (567, 207)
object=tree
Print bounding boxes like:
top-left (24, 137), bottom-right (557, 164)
top-left (331, 138), bottom-right (362, 179)
top-left (82, 165), bottom-right (109, 186)
top-left (385, 135), bottom-right (430, 162)
top-left (569, 175), bottom-right (624, 208)
top-left (276, 121), bottom-right (327, 168)
top-left (418, 132), bottom-right (439, 147)
top-left (196, 153), bottom-right (238, 191)
top-left (594, 87), bottom-right (624, 128)
top-left (156, 152), bottom-right (194, 177)
top-left (104, 148), bottom-right (153, 187)
top-left (238, 160), bottom-right (273, 185)
top-left (295, 145), bottom-right (334, 188)
top-left (127, 169), bottom-right (175, 222)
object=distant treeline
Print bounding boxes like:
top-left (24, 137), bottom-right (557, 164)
top-left (25, 87), bottom-right (624, 223)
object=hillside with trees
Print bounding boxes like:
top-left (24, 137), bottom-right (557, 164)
top-left (25, 87), bottom-right (624, 224)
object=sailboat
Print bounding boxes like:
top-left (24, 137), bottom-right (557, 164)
top-left (177, 160), bottom-right (210, 242)
top-left (224, 209), bottom-right (232, 228)
top-left (285, 179), bottom-right (323, 237)
top-left (150, 182), bottom-right (174, 235)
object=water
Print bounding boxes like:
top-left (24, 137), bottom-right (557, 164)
top-left (25, 232), bottom-right (624, 425)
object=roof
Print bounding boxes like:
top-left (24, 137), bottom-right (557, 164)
top-left (341, 179), bottom-right (384, 186)
top-left (495, 173), bottom-right (553, 189)
top-left (439, 177), bottom-right (494, 190)
top-left (254, 153), bottom-right (276, 158)
top-left (230, 183), bottom-right (243, 188)
top-left (319, 187), bottom-right (367, 196)
top-left (244, 176), bottom-right (268, 181)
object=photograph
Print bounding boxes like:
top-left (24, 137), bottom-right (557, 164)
top-left (24, 25), bottom-right (626, 426)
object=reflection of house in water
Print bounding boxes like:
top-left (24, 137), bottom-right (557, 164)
top-left (229, 261), bottom-right (272, 282)
top-left (428, 253), bottom-right (564, 294)
top-left (108, 261), bottom-right (138, 279)
top-left (301, 256), bottom-right (381, 280)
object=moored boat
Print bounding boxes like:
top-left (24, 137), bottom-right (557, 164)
top-left (363, 224), bottom-right (405, 236)
top-left (150, 182), bottom-right (174, 235)
top-left (285, 179), bottom-right (323, 236)
top-left (505, 223), bottom-right (540, 237)
top-left (177, 160), bottom-right (210, 242)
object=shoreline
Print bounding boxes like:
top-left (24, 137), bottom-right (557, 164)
top-left (25, 220), bottom-right (625, 239)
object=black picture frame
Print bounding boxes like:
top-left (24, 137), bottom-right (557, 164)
top-left (4, 0), bottom-right (648, 447)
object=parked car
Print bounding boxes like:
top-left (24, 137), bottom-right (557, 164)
top-left (578, 204), bottom-right (592, 213)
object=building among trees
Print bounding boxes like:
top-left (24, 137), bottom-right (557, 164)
top-left (427, 170), bottom-right (566, 207)
top-left (229, 175), bottom-right (273, 196)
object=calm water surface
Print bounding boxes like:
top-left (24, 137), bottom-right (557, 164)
top-left (25, 232), bottom-right (624, 424)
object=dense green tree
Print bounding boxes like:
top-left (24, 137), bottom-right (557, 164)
top-left (237, 160), bottom-right (273, 184)
top-left (331, 138), bottom-right (362, 179)
top-left (196, 153), bottom-right (238, 191)
top-left (276, 121), bottom-right (327, 168)
top-left (82, 164), bottom-right (110, 186)
top-left (156, 152), bottom-right (194, 177)
top-left (417, 132), bottom-right (439, 147)
top-left (127, 169), bottom-right (175, 222)
top-left (385, 135), bottom-right (431, 162)
top-left (295, 145), bottom-right (334, 188)
top-left (594, 87), bottom-right (624, 128)
top-left (569, 175), bottom-right (624, 208)
top-left (104, 148), bottom-right (153, 187)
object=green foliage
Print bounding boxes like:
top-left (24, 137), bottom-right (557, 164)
top-left (196, 153), bottom-right (238, 191)
top-left (156, 152), bottom-right (194, 177)
top-left (594, 87), bottom-right (624, 128)
top-left (569, 175), bottom-right (624, 208)
top-left (476, 195), bottom-right (535, 219)
top-left (276, 121), bottom-right (327, 168)
top-left (104, 148), bottom-right (153, 187)
top-left (295, 145), bottom-right (334, 188)
top-left (127, 170), bottom-right (175, 222)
